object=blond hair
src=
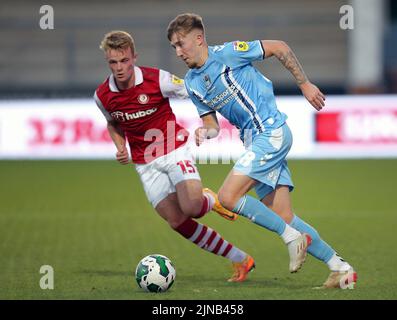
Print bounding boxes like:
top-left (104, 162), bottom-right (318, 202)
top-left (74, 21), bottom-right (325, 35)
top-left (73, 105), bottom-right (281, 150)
top-left (167, 13), bottom-right (205, 41)
top-left (100, 30), bottom-right (135, 53)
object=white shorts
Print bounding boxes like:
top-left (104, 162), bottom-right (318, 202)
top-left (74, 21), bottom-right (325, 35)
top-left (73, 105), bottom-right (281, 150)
top-left (135, 144), bottom-right (201, 208)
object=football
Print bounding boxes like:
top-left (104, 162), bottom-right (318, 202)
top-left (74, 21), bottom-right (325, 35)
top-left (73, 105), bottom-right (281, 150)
top-left (135, 254), bottom-right (176, 293)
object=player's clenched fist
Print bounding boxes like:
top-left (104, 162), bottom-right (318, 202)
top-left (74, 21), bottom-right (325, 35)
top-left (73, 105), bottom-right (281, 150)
top-left (116, 147), bottom-right (129, 165)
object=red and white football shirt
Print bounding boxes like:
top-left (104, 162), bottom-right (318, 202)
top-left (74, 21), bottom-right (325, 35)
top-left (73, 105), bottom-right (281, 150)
top-left (94, 66), bottom-right (189, 164)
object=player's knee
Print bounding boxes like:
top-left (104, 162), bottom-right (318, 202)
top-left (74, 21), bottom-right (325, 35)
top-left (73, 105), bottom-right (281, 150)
top-left (218, 192), bottom-right (237, 211)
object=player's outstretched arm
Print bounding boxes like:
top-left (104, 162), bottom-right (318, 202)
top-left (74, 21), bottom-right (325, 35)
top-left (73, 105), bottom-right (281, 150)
top-left (261, 40), bottom-right (325, 111)
top-left (107, 120), bottom-right (129, 165)
top-left (195, 113), bottom-right (220, 146)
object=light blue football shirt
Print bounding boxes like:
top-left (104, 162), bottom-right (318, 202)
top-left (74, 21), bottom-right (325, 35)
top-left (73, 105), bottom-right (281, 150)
top-left (184, 40), bottom-right (287, 142)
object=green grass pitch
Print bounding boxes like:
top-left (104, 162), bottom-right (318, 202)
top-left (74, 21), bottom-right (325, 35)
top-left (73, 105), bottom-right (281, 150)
top-left (0, 159), bottom-right (396, 300)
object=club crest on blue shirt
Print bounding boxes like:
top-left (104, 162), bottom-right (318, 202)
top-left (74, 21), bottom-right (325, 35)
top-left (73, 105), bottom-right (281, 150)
top-left (203, 74), bottom-right (212, 89)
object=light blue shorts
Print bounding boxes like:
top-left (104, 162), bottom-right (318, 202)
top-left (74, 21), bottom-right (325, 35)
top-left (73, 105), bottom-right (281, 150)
top-left (233, 124), bottom-right (294, 200)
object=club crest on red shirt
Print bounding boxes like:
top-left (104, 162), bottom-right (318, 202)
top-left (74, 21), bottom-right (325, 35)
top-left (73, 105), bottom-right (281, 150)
top-left (138, 94), bottom-right (149, 104)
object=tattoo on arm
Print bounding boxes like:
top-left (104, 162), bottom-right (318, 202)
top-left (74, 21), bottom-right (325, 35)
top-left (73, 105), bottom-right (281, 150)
top-left (275, 49), bottom-right (308, 86)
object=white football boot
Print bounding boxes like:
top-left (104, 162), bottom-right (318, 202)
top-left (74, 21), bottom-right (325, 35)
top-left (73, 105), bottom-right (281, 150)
top-left (320, 267), bottom-right (357, 289)
top-left (288, 233), bottom-right (312, 273)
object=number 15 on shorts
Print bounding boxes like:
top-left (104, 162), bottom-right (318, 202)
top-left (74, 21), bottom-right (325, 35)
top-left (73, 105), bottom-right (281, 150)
top-left (177, 160), bottom-right (196, 174)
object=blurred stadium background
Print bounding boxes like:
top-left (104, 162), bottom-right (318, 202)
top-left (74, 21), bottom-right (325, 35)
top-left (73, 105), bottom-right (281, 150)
top-left (2, 0), bottom-right (397, 96)
top-left (1, 0), bottom-right (397, 300)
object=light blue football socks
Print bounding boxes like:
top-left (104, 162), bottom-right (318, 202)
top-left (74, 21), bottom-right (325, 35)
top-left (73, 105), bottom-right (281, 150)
top-left (233, 194), bottom-right (348, 270)
top-left (290, 215), bottom-right (335, 263)
top-left (233, 195), bottom-right (300, 243)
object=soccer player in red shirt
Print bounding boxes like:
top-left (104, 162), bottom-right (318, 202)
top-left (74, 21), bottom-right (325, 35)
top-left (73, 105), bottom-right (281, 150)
top-left (94, 30), bottom-right (254, 282)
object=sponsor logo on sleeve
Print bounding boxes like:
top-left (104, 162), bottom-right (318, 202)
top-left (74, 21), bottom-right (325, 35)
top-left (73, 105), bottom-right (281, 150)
top-left (171, 75), bottom-right (184, 85)
top-left (233, 41), bottom-right (249, 52)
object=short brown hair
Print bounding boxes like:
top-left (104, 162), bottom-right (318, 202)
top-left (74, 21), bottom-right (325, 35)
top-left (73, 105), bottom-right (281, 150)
top-left (100, 30), bottom-right (135, 53)
top-left (167, 13), bottom-right (205, 41)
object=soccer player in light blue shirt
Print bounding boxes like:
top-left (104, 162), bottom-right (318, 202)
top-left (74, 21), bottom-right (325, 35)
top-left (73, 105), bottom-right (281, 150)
top-left (167, 13), bottom-right (356, 289)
